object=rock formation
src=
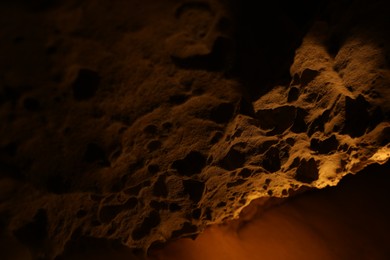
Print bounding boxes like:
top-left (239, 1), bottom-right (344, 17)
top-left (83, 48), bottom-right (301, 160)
top-left (0, 0), bottom-right (389, 259)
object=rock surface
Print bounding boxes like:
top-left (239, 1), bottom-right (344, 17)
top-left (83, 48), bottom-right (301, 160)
top-left (151, 162), bottom-right (390, 260)
top-left (0, 0), bottom-right (389, 259)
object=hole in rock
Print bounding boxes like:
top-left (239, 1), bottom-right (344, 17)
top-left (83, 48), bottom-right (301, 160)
top-left (72, 69), bottom-right (101, 101)
top-left (171, 151), bottom-right (206, 176)
top-left (83, 143), bottom-right (110, 167)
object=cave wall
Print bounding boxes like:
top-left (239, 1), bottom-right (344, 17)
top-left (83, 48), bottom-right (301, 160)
top-left (0, 0), bottom-right (389, 259)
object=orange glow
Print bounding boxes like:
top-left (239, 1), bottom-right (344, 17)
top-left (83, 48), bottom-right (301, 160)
top-left (151, 164), bottom-right (390, 260)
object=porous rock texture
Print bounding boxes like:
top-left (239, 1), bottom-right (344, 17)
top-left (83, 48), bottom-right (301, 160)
top-left (0, 0), bottom-right (389, 259)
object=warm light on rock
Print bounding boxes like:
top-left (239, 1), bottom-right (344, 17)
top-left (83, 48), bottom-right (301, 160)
top-left (0, 0), bottom-right (389, 259)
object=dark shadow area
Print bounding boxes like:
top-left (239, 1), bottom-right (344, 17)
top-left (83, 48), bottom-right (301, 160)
top-left (56, 236), bottom-right (142, 260)
top-left (228, 0), bottom-right (327, 100)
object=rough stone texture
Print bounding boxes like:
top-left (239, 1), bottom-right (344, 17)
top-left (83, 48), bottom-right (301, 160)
top-left (0, 0), bottom-right (389, 259)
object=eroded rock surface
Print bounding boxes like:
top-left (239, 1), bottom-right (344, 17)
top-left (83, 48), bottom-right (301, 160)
top-left (0, 0), bottom-right (389, 258)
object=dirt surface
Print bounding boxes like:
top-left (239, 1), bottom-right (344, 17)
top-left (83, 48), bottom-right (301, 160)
top-left (0, 0), bottom-right (389, 259)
